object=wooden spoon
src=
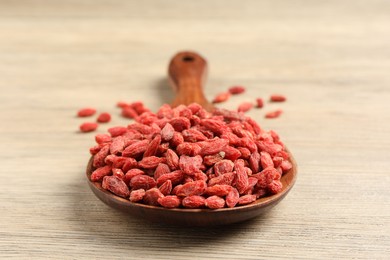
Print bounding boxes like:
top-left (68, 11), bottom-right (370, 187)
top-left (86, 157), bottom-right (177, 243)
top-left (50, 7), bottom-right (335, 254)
top-left (86, 51), bottom-right (297, 226)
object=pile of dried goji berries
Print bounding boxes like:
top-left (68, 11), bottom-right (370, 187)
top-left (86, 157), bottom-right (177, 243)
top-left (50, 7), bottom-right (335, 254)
top-left (89, 102), bottom-right (292, 209)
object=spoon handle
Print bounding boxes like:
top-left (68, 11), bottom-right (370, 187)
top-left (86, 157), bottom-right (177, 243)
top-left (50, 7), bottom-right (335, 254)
top-left (168, 51), bottom-right (214, 111)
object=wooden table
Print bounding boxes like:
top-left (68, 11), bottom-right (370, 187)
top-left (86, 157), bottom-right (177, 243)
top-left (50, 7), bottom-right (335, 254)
top-left (1, 1), bottom-right (389, 259)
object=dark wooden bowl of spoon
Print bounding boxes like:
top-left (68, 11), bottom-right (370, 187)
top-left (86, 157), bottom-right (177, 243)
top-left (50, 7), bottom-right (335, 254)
top-left (86, 51), bottom-right (298, 226)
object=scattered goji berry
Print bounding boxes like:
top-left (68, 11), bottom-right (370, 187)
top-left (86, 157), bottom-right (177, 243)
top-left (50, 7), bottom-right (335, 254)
top-left (78, 108), bottom-right (96, 117)
top-left (265, 109), bottom-right (283, 119)
top-left (255, 98), bottom-right (264, 108)
top-left (237, 102), bottom-right (253, 113)
top-left (97, 112), bottom-right (111, 123)
top-left (212, 92), bottom-right (231, 103)
top-left (270, 94), bottom-right (286, 102)
top-left (228, 86), bottom-right (245, 95)
top-left (80, 122), bottom-right (98, 132)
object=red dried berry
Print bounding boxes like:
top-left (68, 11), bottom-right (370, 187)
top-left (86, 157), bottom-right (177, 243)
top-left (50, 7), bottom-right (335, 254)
top-left (228, 86), bottom-right (245, 95)
top-left (108, 126), bottom-right (127, 137)
top-left (169, 117), bottom-right (191, 132)
top-left (213, 160), bottom-right (234, 176)
top-left (130, 174), bottom-right (157, 190)
top-left (182, 195), bottom-right (206, 208)
top-left (255, 98), bottom-right (264, 108)
top-left (161, 123), bottom-right (175, 141)
top-left (205, 184), bottom-right (232, 196)
top-left (143, 188), bottom-right (164, 206)
top-left (235, 159), bottom-right (249, 194)
top-left (165, 149), bottom-right (180, 170)
top-left (208, 171), bottom-right (235, 186)
top-left (77, 108), bottom-right (96, 117)
top-left (260, 151), bottom-right (274, 169)
top-left (129, 189), bottom-right (145, 202)
top-left (238, 194), bottom-right (257, 205)
top-left (175, 180), bottom-right (207, 197)
top-left (95, 134), bottom-right (111, 144)
top-left (205, 196), bottom-right (225, 209)
top-left (265, 109), bottom-right (283, 119)
top-left (270, 94), bottom-right (286, 102)
top-left (156, 170), bottom-right (184, 186)
top-left (143, 134), bottom-right (161, 157)
top-left (91, 165), bottom-right (112, 182)
top-left (226, 188), bottom-right (240, 208)
top-left (212, 92), bottom-right (231, 103)
top-left (179, 155), bottom-right (203, 175)
top-left (112, 168), bottom-right (125, 180)
top-left (110, 136), bottom-right (125, 155)
top-left (158, 180), bottom-right (173, 195)
top-left (158, 196), bottom-right (181, 208)
top-left (102, 175), bottom-right (129, 198)
top-left (124, 168), bottom-right (144, 184)
top-left (93, 144), bottom-right (110, 168)
top-left (80, 122), bottom-right (98, 132)
top-left (122, 139), bottom-right (150, 157)
top-left (138, 156), bottom-right (165, 169)
top-left (154, 163), bottom-right (171, 180)
top-left (237, 102), bottom-right (253, 113)
top-left (97, 112), bottom-right (111, 123)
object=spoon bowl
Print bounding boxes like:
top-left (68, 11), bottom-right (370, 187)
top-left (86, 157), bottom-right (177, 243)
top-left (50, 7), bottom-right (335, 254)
top-left (86, 152), bottom-right (297, 226)
top-left (85, 51), bottom-right (297, 226)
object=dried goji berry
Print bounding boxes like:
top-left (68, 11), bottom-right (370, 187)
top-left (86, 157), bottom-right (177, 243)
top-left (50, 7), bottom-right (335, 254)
top-left (154, 163), bottom-right (171, 180)
top-left (213, 159), bottom-right (234, 176)
top-left (158, 180), bottom-right (172, 195)
top-left (205, 196), bottom-right (225, 209)
top-left (156, 170), bottom-right (184, 186)
top-left (212, 92), bottom-right (231, 103)
top-left (102, 175), bottom-right (129, 198)
top-left (124, 168), bottom-right (144, 184)
top-left (91, 165), bottom-right (112, 181)
top-left (265, 109), bottom-right (283, 119)
top-left (80, 122), bottom-right (98, 132)
top-left (143, 134), bottom-right (161, 157)
top-left (93, 144), bottom-right (110, 168)
top-left (208, 171), bottom-right (235, 186)
top-left (270, 94), bottom-right (286, 102)
top-left (238, 194), bottom-right (256, 205)
top-left (226, 188), bottom-right (240, 208)
top-left (108, 126), bottom-right (127, 137)
top-left (130, 174), bottom-right (157, 190)
top-left (182, 195), bottom-right (206, 208)
top-left (161, 123), bottom-right (175, 141)
top-left (179, 155), bottom-right (203, 175)
top-left (110, 136), bottom-right (125, 155)
top-left (165, 149), bottom-right (180, 170)
top-left (78, 108), bottom-right (96, 117)
top-left (158, 196), bottom-right (181, 208)
top-left (255, 98), bottom-right (264, 108)
top-left (129, 189), bottom-right (145, 202)
top-left (235, 159), bottom-right (249, 194)
top-left (138, 156), bottom-right (165, 169)
top-left (228, 86), bottom-right (245, 95)
top-left (237, 102), bottom-right (253, 113)
top-left (175, 180), bottom-right (207, 197)
top-left (143, 188), bottom-right (164, 206)
top-left (95, 134), bottom-right (111, 144)
top-left (205, 184), bottom-right (232, 196)
top-left (97, 112), bottom-right (111, 123)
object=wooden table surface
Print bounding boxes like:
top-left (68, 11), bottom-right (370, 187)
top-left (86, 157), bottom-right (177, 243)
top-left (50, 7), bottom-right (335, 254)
top-left (1, 0), bottom-right (389, 259)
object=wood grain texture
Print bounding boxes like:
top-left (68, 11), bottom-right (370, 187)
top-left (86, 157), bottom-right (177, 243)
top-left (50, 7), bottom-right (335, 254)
top-left (0, 0), bottom-right (389, 259)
